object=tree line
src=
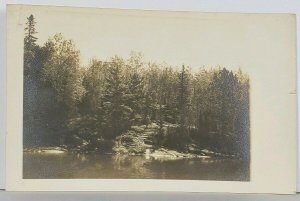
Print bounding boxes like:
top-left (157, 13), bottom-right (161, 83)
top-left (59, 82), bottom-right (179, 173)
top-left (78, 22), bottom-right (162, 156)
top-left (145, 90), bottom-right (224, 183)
top-left (23, 15), bottom-right (250, 159)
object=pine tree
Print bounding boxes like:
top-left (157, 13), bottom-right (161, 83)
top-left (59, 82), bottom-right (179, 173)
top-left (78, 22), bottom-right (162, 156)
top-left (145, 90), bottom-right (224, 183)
top-left (23, 14), bottom-right (41, 147)
top-left (177, 65), bottom-right (190, 128)
top-left (103, 57), bottom-right (132, 139)
top-left (24, 15), bottom-right (38, 48)
top-left (24, 14), bottom-right (38, 76)
top-left (174, 65), bottom-right (191, 149)
top-left (128, 71), bottom-right (144, 124)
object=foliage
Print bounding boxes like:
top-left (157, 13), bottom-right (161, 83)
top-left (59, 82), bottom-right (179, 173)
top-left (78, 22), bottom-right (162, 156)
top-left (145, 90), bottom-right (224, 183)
top-left (40, 33), bottom-right (85, 109)
top-left (23, 15), bottom-right (250, 158)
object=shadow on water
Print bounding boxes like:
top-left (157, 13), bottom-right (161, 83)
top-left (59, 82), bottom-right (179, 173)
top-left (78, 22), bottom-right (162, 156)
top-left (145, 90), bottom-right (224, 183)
top-left (23, 152), bottom-right (249, 181)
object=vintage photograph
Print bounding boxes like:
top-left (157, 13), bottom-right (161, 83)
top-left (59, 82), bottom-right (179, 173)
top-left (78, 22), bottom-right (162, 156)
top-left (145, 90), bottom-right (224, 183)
top-left (22, 8), bottom-right (250, 181)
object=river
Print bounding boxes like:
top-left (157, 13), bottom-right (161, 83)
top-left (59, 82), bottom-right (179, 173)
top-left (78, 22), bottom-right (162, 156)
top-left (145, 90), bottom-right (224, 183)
top-left (23, 152), bottom-right (249, 181)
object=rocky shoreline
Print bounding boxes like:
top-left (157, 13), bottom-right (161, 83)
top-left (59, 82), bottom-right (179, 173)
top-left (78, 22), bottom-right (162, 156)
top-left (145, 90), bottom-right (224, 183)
top-left (24, 146), bottom-right (239, 160)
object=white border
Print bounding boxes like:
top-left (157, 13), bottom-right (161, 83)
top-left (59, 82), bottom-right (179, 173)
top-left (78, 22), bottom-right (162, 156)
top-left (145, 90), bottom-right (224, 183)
top-left (1, 0), bottom-right (299, 192)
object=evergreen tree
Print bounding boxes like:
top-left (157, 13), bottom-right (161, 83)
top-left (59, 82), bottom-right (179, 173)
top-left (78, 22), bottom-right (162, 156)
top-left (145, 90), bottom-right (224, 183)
top-left (177, 65), bottom-right (190, 128)
top-left (128, 71), bottom-right (144, 124)
top-left (24, 15), bottom-right (38, 48)
top-left (82, 59), bottom-right (108, 114)
top-left (143, 63), bottom-right (160, 122)
top-left (102, 56), bottom-right (132, 139)
top-left (24, 14), bottom-right (38, 76)
top-left (23, 14), bottom-right (53, 147)
top-left (174, 65), bottom-right (191, 149)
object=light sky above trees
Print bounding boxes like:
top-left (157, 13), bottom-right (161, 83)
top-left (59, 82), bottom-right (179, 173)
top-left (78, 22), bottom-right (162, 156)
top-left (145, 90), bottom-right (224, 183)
top-left (17, 6), bottom-right (294, 74)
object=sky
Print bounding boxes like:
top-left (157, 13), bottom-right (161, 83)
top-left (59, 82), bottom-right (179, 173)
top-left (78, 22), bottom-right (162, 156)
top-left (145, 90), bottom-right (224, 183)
top-left (18, 5), bottom-right (295, 74)
top-left (17, 6), bottom-right (273, 71)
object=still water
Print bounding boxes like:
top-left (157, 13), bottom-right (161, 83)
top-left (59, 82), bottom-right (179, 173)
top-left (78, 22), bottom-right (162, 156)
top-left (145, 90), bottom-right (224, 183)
top-left (23, 152), bottom-right (249, 181)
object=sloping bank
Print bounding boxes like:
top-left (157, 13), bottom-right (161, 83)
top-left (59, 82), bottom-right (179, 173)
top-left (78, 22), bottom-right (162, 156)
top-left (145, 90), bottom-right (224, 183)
top-left (112, 123), bottom-right (239, 159)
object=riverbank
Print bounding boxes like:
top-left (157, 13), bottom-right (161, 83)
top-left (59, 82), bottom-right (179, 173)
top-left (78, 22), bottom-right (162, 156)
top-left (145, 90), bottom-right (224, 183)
top-left (23, 122), bottom-right (243, 160)
top-left (24, 146), bottom-right (239, 160)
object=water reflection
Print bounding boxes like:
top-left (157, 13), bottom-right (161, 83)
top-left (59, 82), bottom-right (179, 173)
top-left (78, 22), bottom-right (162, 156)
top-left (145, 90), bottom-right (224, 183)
top-left (23, 152), bottom-right (249, 181)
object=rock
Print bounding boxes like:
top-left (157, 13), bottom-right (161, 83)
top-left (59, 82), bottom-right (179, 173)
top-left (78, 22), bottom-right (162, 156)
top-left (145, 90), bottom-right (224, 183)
top-left (24, 147), bottom-right (67, 154)
top-left (131, 125), bottom-right (146, 132)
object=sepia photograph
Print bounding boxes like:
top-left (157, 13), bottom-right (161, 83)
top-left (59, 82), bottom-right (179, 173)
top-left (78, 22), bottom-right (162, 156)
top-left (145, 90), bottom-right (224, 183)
top-left (5, 4), bottom-right (297, 193)
top-left (22, 7), bottom-right (250, 181)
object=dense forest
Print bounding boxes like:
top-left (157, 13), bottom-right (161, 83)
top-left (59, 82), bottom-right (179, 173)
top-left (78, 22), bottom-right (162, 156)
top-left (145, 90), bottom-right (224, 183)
top-left (23, 15), bottom-right (250, 161)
